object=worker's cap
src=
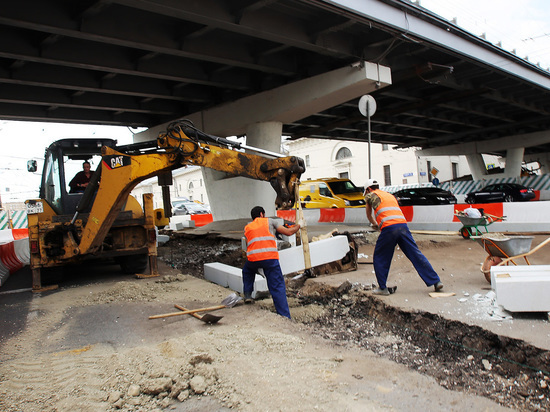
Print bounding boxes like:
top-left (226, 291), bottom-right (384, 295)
top-left (363, 179), bottom-right (378, 194)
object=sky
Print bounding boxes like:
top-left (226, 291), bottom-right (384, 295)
top-left (1, 0), bottom-right (550, 203)
top-left (0, 121), bottom-right (144, 204)
top-left (419, 0), bottom-right (550, 70)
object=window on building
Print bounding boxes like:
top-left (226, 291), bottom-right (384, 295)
top-left (336, 147), bottom-right (352, 160)
top-left (305, 155), bottom-right (310, 167)
top-left (383, 165), bottom-right (391, 186)
top-left (338, 172), bottom-right (349, 179)
top-left (452, 162), bottom-right (458, 180)
top-left (189, 181), bottom-right (194, 189)
top-left (200, 179), bottom-right (203, 187)
top-left (382, 144), bottom-right (389, 151)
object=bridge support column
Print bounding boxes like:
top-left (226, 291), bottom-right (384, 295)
top-left (135, 62), bottom-right (391, 221)
top-left (503, 147), bottom-right (524, 177)
top-left (203, 121), bottom-right (283, 220)
top-left (465, 153), bottom-right (488, 180)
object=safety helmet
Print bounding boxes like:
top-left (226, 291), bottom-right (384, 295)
top-left (363, 179), bottom-right (378, 194)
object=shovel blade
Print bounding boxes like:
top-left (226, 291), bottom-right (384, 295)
top-left (200, 313), bottom-right (223, 324)
top-left (221, 292), bottom-right (242, 308)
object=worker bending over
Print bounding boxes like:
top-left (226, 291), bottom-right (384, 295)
top-left (364, 179), bottom-right (443, 295)
top-left (242, 206), bottom-right (302, 318)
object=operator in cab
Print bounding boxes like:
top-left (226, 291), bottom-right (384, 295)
top-left (69, 161), bottom-right (94, 193)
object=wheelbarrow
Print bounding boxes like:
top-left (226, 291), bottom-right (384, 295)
top-left (456, 213), bottom-right (505, 239)
top-left (477, 234), bottom-right (550, 283)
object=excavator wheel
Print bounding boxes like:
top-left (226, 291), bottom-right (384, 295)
top-left (117, 254), bottom-right (148, 274)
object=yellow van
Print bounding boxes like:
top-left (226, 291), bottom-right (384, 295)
top-left (298, 178), bottom-right (366, 208)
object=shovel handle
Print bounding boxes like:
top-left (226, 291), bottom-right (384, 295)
top-left (149, 304), bottom-right (226, 320)
top-left (174, 304), bottom-right (203, 320)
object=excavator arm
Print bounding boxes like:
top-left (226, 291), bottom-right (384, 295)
top-left (75, 122), bottom-right (305, 255)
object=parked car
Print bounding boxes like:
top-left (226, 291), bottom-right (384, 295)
top-left (465, 183), bottom-right (535, 204)
top-left (392, 187), bottom-right (457, 206)
top-left (172, 200), bottom-right (211, 215)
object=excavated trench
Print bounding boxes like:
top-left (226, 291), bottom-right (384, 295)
top-left (160, 234), bottom-right (550, 411)
top-left (298, 289), bottom-right (550, 411)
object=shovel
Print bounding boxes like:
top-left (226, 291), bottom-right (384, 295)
top-left (174, 304), bottom-right (223, 324)
top-left (149, 293), bottom-right (242, 320)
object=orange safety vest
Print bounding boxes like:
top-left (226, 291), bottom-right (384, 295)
top-left (244, 218), bottom-right (279, 261)
top-left (372, 189), bottom-right (407, 229)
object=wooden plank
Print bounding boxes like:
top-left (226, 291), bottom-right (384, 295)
top-left (295, 183), bottom-right (311, 269)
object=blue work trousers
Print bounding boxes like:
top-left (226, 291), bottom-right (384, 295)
top-left (242, 259), bottom-right (291, 319)
top-left (374, 223), bottom-right (440, 289)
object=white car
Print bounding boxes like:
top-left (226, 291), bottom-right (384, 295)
top-left (172, 200), bottom-right (211, 216)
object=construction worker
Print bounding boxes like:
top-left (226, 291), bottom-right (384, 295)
top-left (242, 206), bottom-right (302, 318)
top-left (364, 179), bottom-right (443, 295)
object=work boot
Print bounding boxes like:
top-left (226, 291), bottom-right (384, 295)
top-left (434, 281), bottom-right (444, 292)
top-left (244, 294), bottom-right (255, 304)
top-left (373, 287), bottom-right (390, 296)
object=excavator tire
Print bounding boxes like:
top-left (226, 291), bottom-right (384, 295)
top-left (117, 254), bottom-right (148, 274)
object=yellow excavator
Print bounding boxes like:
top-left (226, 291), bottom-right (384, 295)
top-left (26, 121), bottom-right (305, 292)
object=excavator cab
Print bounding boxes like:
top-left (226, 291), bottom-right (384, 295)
top-left (36, 138), bottom-right (117, 215)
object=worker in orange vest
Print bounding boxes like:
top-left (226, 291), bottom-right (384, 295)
top-left (364, 179), bottom-right (443, 295)
top-left (243, 206), bottom-right (302, 318)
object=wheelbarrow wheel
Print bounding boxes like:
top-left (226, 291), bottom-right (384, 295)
top-left (481, 255), bottom-right (502, 283)
top-left (460, 227), bottom-right (470, 239)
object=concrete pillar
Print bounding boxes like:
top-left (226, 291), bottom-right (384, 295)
top-left (132, 62), bottom-right (392, 221)
top-left (204, 122), bottom-right (283, 220)
top-left (503, 147), bottom-right (524, 178)
top-left (465, 153), bottom-right (488, 181)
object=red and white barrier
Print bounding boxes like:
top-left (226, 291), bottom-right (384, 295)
top-left (277, 200), bottom-right (550, 233)
top-left (0, 229), bottom-right (29, 286)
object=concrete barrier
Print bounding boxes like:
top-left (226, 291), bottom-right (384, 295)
top-left (277, 200), bottom-right (550, 233)
top-left (491, 265), bottom-right (550, 312)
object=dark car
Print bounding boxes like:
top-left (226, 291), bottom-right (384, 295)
top-left (465, 183), bottom-right (535, 204)
top-left (392, 187), bottom-right (457, 206)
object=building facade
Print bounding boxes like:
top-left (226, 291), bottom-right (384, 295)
top-left (286, 138), bottom-right (475, 189)
top-left (131, 166), bottom-right (208, 209)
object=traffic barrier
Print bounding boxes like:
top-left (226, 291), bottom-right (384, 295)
top-left (277, 200), bottom-right (550, 233)
top-left (0, 229), bottom-right (30, 287)
top-left (169, 213), bottom-right (213, 230)
top-left (191, 213), bottom-right (213, 227)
